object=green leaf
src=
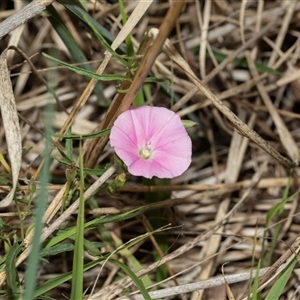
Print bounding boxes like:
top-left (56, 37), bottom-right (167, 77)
top-left (34, 258), bottom-right (107, 297)
top-left (70, 144), bottom-right (85, 299)
top-left (82, 14), bottom-right (129, 68)
top-left (57, 0), bottom-right (126, 54)
top-left (54, 128), bottom-right (111, 140)
top-left (56, 147), bottom-right (74, 165)
top-left (43, 53), bottom-right (132, 82)
top-left (85, 206), bottom-right (149, 229)
top-left (110, 259), bottom-right (152, 300)
top-left (57, 0), bottom-right (128, 67)
top-left (45, 4), bottom-right (104, 102)
top-left (265, 258), bottom-right (297, 300)
top-left (83, 240), bottom-right (102, 257)
top-left (118, 0), bottom-right (134, 58)
top-left (65, 128), bottom-right (73, 162)
top-left (82, 167), bottom-right (107, 176)
top-left (251, 259), bottom-right (262, 300)
top-left (182, 120), bottom-right (198, 128)
top-left (24, 97), bottom-right (54, 300)
top-left (5, 243), bottom-right (22, 292)
top-left (114, 235), bottom-right (152, 288)
top-left (206, 50), bottom-right (281, 75)
top-left (0, 218), bottom-right (11, 231)
top-left (53, 156), bottom-right (107, 176)
top-left (45, 206), bottom-right (148, 249)
top-left (40, 243), bottom-right (74, 258)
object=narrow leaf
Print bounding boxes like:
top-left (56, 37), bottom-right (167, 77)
top-left (70, 144), bottom-right (85, 299)
top-left (5, 243), bottom-right (22, 292)
top-left (39, 243), bottom-right (74, 258)
top-left (57, 0), bottom-right (126, 54)
top-left (45, 4), bottom-right (104, 101)
top-left (43, 53), bottom-right (132, 82)
top-left (265, 258), bottom-right (297, 300)
top-left (54, 128), bottom-right (111, 140)
top-left (251, 259), bottom-right (262, 300)
top-left (34, 258), bottom-right (107, 297)
top-left (110, 259), bottom-right (151, 300)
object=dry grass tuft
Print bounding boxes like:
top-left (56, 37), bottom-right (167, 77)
top-left (1, 1), bottom-right (300, 299)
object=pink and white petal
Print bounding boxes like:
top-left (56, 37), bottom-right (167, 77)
top-left (110, 110), bottom-right (139, 147)
top-left (155, 134), bottom-right (192, 158)
top-left (110, 105), bottom-right (192, 179)
top-left (110, 125), bottom-right (137, 154)
top-left (127, 158), bottom-right (153, 179)
top-left (128, 107), bottom-right (151, 146)
top-left (113, 147), bottom-right (140, 167)
top-left (152, 134), bottom-right (192, 177)
top-left (129, 106), bottom-right (176, 144)
top-left (150, 113), bottom-right (189, 149)
top-left (128, 158), bottom-right (174, 179)
top-left (152, 151), bottom-right (191, 177)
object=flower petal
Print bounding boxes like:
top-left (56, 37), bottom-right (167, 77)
top-left (110, 106), bottom-right (192, 179)
top-left (128, 158), bottom-right (174, 179)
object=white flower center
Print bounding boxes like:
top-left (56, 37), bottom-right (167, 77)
top-left (139, 146), bottom-right (152, 160)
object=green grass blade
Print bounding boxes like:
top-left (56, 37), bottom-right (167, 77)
top-left (45, 206), bottom-right (148, 248)
top-left (265, 258), bottom-right (297, 300)
top-left (113, 235), bottom-right (152, 287)
top-left (24, 102), bottom-right (53, 299)
top-left (251, 259), bottom-right (262, 300)
top-left (45, 4), bottom-right (104, 102)
top-left (118, 0), bottom-right (134, 58)
top-left (34, 258), bottom-right (106, 297)
top-left (81, 15), bottom-right (129, 68)
top-left (206, 50), bottom-right (281, 75)
top-left (110, 259), bottom-right (151, 300)
top-left (58, 0), bottom-right (128, 67)
top-left (70, 143), bottom-right (85, 299)
top-left (144, 178), bottom-right (170, 282)
top-left (266, 176), bottom-right (292, 224)
top-left (265, 176), bottom-right (297, 266)
top-left (57, 0), bottom-right (126, 54)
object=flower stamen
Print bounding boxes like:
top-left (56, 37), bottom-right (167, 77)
top-left (139, 146), bottom-right (152, 159)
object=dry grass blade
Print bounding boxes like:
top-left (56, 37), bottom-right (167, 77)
top-left (246, 52), bottom-right (299, 164)
top-left (126, 267), bottom-right (269, 300)
top-left (1, 2), bottom-right (300, 298)
top-left (88, 161), bottom-right (267, 300)
top-left (40, 0), bottom-right (153, 219)
top-left (155, 30), bottom-right (294, 169)
top-left (83, 0), bottom-right (153, 167)
top-left (191, 110), bottom-right (252, 300)
top-left (240, 237), bottom-right (300, 300)
top-left (116, 1), bottom-right (186, 114)
top-left (258, 236), bottom-right (300, 289)
top-left (0, 164), bottom-right (118, 287)
top-left (0, 0), bottom-right (55, 40)
top-left (84, 1), bottom-right (186, 167)
top-left (65, 0), bottom-right (153, 137)
top-left (0, 49), bottom-right (22, 207)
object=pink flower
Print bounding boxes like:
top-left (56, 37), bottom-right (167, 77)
top-left (109, 106), bottom-right (192, 179)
